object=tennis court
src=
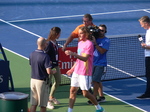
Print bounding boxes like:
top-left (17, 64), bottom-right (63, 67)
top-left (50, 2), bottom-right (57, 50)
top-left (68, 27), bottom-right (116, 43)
top-left (0, 0), bottom-right (150, 112)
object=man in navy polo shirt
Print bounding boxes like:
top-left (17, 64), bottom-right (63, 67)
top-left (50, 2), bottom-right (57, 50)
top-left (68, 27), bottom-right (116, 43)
top-left (29, 37), bottom-right (55, 112)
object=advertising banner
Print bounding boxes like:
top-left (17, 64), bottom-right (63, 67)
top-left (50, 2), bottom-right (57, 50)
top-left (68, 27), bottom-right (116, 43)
top-left (58, 47), bottom-right (77, 74)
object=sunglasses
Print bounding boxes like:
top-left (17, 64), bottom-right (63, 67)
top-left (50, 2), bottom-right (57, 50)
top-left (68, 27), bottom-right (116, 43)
top-left (83, 20), bottom-right (90, 23)
top-left (100, 30), bottom-right (105, 32)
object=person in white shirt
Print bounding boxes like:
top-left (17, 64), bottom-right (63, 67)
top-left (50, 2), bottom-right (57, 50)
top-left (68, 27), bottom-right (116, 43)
top-left (137, 16), bottom-right (150, 99)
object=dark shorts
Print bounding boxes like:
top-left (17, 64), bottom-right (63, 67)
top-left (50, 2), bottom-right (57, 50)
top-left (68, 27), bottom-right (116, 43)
top-left (92, 66), bottom-right (106, 82)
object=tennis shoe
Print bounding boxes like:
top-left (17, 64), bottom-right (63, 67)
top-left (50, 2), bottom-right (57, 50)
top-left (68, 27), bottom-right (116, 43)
top-left (50, 98), bottom-right (60, 104)
top-left (87, 100), bottom-right (93, 105)
top-left (136, 94), bottom-right (150, 99)
top-left (47, 101), bottom-right (54, 109)
top-left (97, 96), bottom-right (106, 103)
top-left (96, 107), bottom-right (105, 112)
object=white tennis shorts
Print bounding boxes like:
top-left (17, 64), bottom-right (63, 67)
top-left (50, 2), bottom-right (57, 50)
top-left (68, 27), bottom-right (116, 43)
top-left (71, 72), bottom-right (92, 90)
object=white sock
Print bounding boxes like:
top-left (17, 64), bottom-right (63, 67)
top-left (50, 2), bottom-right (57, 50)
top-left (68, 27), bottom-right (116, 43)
top-left (68, 107), bottom-right (73, 112)
top-left (95, 104), bottom-right (102, 110)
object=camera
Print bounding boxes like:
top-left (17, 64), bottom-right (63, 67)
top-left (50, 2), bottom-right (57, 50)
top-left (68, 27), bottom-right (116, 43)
top-left (88, 25), bottom-right (100, 39)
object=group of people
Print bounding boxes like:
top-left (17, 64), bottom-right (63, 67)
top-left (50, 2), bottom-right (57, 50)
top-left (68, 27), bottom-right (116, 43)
top-left (29, 27), bottom-right (62, 112)
top-left (63, 14), bottom-right (110, 112)
top-left (28, 14), bottom-right (150, 112)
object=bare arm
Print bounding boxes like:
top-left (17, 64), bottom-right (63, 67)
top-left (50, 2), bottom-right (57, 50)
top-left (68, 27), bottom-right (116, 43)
top-left (62, 35), bottom-right (74, 51)
top-left (64, 35), bottom-right (74, 47)
top-left (65, 50), bottom-right (90, 62)
top-left (46, 68), bottom-right (56, 75)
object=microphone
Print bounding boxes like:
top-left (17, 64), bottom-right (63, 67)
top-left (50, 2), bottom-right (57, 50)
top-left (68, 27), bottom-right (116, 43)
top-left (138, 35), bottom-right (144, 43)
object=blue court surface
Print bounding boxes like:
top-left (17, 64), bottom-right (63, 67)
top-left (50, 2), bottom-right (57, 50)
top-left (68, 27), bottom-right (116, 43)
top-left (0, 0), bottom-right (150, 112)
top-left (103, 77), bottom-right (149, 112)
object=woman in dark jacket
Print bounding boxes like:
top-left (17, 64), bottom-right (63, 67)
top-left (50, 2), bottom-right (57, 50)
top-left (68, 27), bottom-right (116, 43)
top-left (45, 27), bottom-right (61, 109)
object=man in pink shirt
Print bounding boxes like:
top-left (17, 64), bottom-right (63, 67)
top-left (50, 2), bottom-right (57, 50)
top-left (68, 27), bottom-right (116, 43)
top-left (65, 26), bottom-right (104, 112)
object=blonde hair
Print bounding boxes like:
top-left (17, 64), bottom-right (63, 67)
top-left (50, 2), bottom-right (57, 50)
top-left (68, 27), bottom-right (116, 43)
top-left (139, 16), bottom-right (150, 23)
top-left (79, 26), bottom-right (91, 40)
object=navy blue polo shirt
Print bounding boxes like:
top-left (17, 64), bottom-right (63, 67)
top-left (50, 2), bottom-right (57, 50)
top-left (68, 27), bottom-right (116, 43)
top-left (29, 49), bottom-right (52, 80)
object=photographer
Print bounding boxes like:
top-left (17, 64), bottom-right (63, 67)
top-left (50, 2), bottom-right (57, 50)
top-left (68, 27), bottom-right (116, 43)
top-left (87, 24), bottom-right (110, 104)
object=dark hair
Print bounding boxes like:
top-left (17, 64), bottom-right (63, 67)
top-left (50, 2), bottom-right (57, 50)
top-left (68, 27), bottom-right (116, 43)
top-left (47, 27), bottom-right (61, 41)
top-left (99, 24), bottom-right (107, 33)
top-left (139, 16), bottom-right (150, 23)
top-left (84, 14), bottom-right (93, 21)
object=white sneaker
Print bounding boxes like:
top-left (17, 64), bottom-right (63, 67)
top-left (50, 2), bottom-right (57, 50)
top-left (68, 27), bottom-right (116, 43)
top-left (47, 101), bottom-right (54, 109)
top-left (50, 98), bottom-right (60, 104)
top-left (96, 107), bottom-right (105, 112)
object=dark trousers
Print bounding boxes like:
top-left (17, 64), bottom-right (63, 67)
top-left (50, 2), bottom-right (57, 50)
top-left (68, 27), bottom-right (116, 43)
top-left (145, 57), bottom-right (150, 95)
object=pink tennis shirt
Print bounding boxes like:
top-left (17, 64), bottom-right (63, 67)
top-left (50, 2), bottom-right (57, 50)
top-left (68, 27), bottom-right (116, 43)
top-left (74, 39), bottom-right (94, 76)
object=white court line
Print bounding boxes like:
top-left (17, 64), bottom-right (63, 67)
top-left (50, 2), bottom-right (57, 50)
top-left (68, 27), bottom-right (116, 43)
top-left (143, 9), bottom-right (150, 13)
top-left (108, 64), bottom-right (147, 82)
top-left (0, 19), bottom-right (41, 38)
top-left (104, 92), bottom-right (147, 112)
top-left (0, 19), bottom-right (63, 47)
top-left (3, 47), bottom-right (29, 60)
top-left (7, 8), bottom-right (150, 23)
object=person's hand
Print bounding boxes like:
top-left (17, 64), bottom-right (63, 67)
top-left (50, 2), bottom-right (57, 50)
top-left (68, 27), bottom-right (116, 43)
top-left (52, 68), bottom-right (56, 74)
top-left (62, 44), bottom-right (67, 52)
top-left (91, 36), bottom-right (97, 45)
top-left (65, 50), bottom-right (72, 55)
top-left (65, 50), bottom-right (76, 56)
top-left (62, 46), bottom-right (66, 52)
top-left (141, 43), bottom-right (147, 48)
top-left (66, 69), bottom-right (73, 76)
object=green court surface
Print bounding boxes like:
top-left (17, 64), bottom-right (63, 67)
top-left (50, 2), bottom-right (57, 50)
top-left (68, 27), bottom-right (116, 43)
top-left (1, 49), bottom-right (144, 112)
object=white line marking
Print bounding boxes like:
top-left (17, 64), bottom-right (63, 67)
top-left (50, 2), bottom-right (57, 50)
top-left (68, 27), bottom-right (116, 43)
top-left (3, 47), bottom-right (29, 60)
top-left (104, 92), bottom-right (148, 112)
top-left (0, 19), bottom-right (63, 47)
top-left (0, 19), bottom-right (41, 38)
top-left (108, 65), bottom-right (147, 82)
top-left (7, 8), bottom-right (150, 23)
top-left (143, 9), bottom-right (150, 13)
